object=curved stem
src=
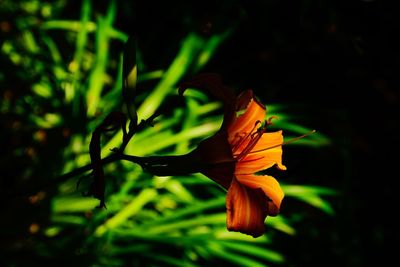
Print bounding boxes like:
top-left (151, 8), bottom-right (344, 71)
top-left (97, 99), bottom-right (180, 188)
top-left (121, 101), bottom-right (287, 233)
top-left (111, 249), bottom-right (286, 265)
top-left (120, 152), bottom-right (204, 176)
top-left (10, 118), bottom-right (171, 199)
top-left (58, 153), bottom-right (121, 183)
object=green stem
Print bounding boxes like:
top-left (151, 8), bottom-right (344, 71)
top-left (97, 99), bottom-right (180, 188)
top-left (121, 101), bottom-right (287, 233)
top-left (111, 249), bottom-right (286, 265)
top-left (119, 152), bottom-right (204, 176)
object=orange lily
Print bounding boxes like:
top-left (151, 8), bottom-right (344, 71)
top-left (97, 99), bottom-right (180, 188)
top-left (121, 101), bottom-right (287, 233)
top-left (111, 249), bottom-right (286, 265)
top-left (180, 74), bottom-right (286, 238)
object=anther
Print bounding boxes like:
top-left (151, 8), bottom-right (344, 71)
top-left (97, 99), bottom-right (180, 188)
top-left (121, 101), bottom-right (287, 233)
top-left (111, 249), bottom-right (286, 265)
top-left (232, 120), bottom-right (262, 153)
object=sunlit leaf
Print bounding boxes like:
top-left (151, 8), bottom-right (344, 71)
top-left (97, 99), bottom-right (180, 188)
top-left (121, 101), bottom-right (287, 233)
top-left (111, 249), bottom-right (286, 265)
top-left (206, 242), bottom-right (267, 267)
top-left (283, 185), bottom-right (337, 196)
top-left (52, 197), bottom-right (99, 213)
top-left (95, 188), bottom-right (157, 236)
top-left (267, 216), bottom-right (296, 235)
top-left (86, 4), bottom-right (115, 116)
top-left (144, 254), bottom-right (199, 267)
top-left (218, 241), bottom-right (284, 263)
top-left (140, 197), bottom-right (225, 228)
top-left (145, 213), bottom-right (226, 234)
top-left (137, 33), bottom-right (205, 120)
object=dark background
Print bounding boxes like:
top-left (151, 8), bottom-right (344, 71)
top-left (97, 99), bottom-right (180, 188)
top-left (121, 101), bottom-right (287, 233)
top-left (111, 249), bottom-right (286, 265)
top-left (2, 0), bottom-right (399, 266)
top-left (131, 0), bottom-right (399, 266)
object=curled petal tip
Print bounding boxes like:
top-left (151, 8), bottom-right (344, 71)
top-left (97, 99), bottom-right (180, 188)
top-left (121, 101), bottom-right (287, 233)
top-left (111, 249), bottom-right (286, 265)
top-left (267, 201), bottom-right (280, 216)
top-left (277, 163), bottom-right (287, 170)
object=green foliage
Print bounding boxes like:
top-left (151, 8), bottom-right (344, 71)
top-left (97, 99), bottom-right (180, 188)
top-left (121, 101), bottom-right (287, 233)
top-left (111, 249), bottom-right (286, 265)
top-left (0, 0), bottom-right (336, 266)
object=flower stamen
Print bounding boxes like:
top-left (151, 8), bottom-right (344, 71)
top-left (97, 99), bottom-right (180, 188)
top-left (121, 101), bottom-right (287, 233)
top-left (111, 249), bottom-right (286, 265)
top-left (248, 130), bottom-right (316, 154)
top-left (231, 120), bottom-right (262, 154)
top-left (236, 126), bottom-right (266, 161)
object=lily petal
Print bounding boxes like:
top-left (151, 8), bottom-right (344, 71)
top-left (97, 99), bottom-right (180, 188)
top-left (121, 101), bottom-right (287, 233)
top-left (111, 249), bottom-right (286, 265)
top-left (228, 90), bottom-right (266, 139)
top-left (235, 131), bottom-right (286, 173)
top-left (196, 132), bottom-right (235, 189)
top-left (235, 174), bottom-right (284, 216)
top-left (226, 177), bottom-right (268, 238)
top-left (251, 131), bottom-right (284, 153)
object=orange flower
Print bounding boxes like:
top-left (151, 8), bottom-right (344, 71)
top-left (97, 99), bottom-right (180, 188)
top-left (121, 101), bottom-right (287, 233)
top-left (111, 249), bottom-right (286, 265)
top-left (180, 74), bottom-right (286, 238)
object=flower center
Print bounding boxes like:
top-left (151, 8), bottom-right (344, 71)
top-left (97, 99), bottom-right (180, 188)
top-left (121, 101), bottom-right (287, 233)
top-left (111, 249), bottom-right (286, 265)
top-left (230, 118), bottom-right (316, 162)
top-left (231, 120), bottom-right (266, 161)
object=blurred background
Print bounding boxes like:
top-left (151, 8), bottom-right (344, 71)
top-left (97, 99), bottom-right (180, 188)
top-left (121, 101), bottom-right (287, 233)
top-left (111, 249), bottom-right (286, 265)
top-left (1, 0), bottom-right (398, 266)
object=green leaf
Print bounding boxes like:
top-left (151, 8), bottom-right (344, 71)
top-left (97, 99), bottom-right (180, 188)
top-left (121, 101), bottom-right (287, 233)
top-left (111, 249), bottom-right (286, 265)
top-left (267, 216), bottom-right (296, 235)
top-left (94, 188), bottom-right (157, 236)
top-left (218, 241), bottom-right (284, 263)
top-left (294, 195), bottom-right (335, 215)
top-left (29, 113), bottom-right (62, 128)
top-left (51, 215), bottom-right (86, 225)
top-left (52, 197), bottom-right (99, 213)
top-left (140, 197), bottom-right (225, 228)
top-left (282, 185), bottom-right (337, 196)
top-left (215, 230), bottom-right (270, 243)
top-left (86, 14), bottom-right (113, 116)
top-left (144, 254), bottom-right (199, 267)
top-left (283, 185), bottom-right (336, 215)
top-left (109, 244), bottom-right (151, 255)
top-left (129, 120), bottom-right (221, 156)
top-left (193, 30), bottom-right (232, 72)
top-left (137, 33), bottom-right (205, 120)
top-left (144, 213), bottom-right (226, 234)
top-left (41, 21), bottom-right (128, 42)
top-left (32, 83), bottom-right (52, 98)
top-left (122, 35), bottom-right (138, 124)
top-left (206, 242), bottom-right (268, 267)
top-left (163, 179), bottom-right (194, 203)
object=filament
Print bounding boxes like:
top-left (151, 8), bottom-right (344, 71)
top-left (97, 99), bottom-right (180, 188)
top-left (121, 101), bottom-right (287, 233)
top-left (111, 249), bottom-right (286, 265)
top-left (248, 130), bottom-right (316, 154)
top-left (231, 120), bottom-right (262, 153)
